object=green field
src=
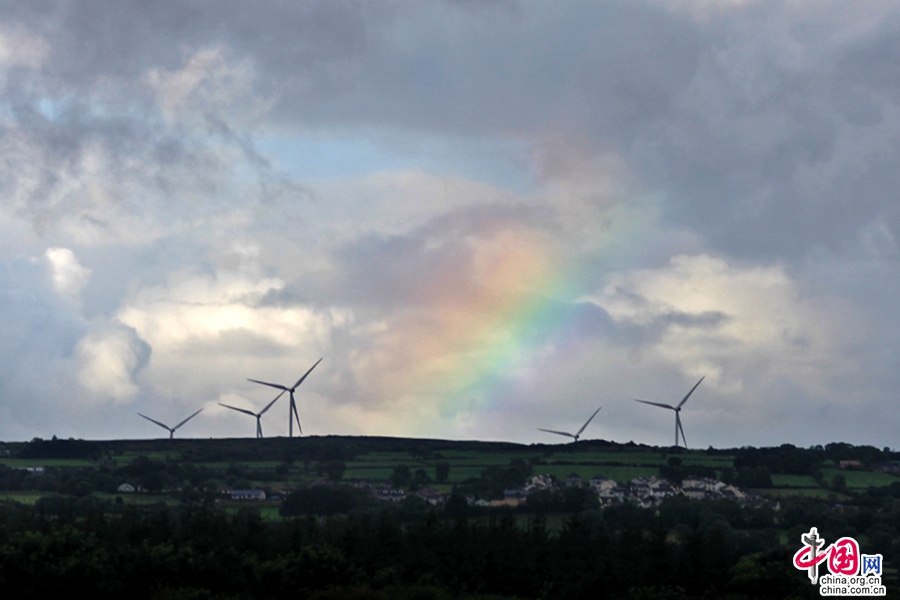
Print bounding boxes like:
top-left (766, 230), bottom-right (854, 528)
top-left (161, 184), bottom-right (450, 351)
top-left (0, 492), bottom-right (44, 504)
top-left (3, 436), bottom-right (898, 511)
top-left (0, 491), bottom-right (182, 508)
top-left (220, 504), bottom-right (283, 520)
top-left (531, 465), bottom-right (661, 483)
top-left (95, 492), bottom-right (183, 506)
top-left (763, 488), bottom-right (852, 500)
top-left (770, 474), bottom-right (820, 487)
top-left (546, 451), bottom-right (722, 467)
top-left (344, 466), bottom-right (397, 480)
top-left (345, 447), bottom-right (726, 486)
top-left (821, 468), bottom-right (898, 489)
top-left (0, 458), bottom-right (96, 467)
top-left (112, 451), bottom-right (181, 465)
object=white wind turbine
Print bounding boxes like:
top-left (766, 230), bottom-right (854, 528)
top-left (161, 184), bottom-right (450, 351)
top-left (138, 408), bottom-right (204, 439)
top-left (219, 392), bottom-right (284, 439)
top-left (247, 358), bottom-right (322, 437)
top-left (634, 376), bottom-right (704, 448)
top-left (538, 406), bottom-right (602, 442)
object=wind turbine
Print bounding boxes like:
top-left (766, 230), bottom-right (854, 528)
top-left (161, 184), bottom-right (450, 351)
top-left (247, 358), bottom-right (322, 437)
top-left (538, 406), bottom-right (602, 442)
top-left (138, 408), bottom-right (203, 440)
top-left (219, 391), bottom-right (284, 439)
top-left (634, 376), bottom-right (704, 448)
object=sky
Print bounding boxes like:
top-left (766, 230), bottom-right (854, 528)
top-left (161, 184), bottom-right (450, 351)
top-left (0, 0), bottom-right (898, 448)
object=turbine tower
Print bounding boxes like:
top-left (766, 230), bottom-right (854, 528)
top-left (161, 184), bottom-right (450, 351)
top-left (247, 358), bottom-right (322, 437)
top-left (538, 406), bottom-right (602, 442)
top-left (138, 408), bottom-right (203, 439)
top-left (634, 376), bottom-right (704, 448)
top-left (219, 391), bottom-right (284, 439)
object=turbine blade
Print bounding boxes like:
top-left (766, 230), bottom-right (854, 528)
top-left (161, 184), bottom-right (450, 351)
top-left (634, 399), bottom-right (676, 410)
top-left (677, 412), bottom-right (688, 448)
top-left (218, 403), bottom-right (258, 418)
top-left (290, 357), bottom-right (323, 391)
top-left (247, 378), bottom-right (289, 392)
top-left (172, 408), bottom-right (203, 431)
top-left (292, 402), bottom-right (303, 435)
top-left (537, 428), bottom-right (576, 439)
top-left (675, 413), bottom-right (680, 446)
top-left (677, 376), bottom-right (705, 408)
top-left (138, 413), bottom-right (172, 431)
top-left (576, 406), bottom-right (602, 437)
top-left (259, 390), bottom-right (286, 416)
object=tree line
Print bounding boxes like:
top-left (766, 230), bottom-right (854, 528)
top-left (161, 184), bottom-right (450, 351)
top-left (0, 498), bottom-right (822, 600)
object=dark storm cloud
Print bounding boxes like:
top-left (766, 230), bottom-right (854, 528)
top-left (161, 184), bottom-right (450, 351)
top-left (275, 201), bottom-right (558, 310)
top-left (0, 257), bottom-right (85, 427)
top-left (331, 231), bottom-right (466, 306)
top-left (3, 0), bottom-right (700, 136)
top-left (11, 0), bottom-right (895, 263)
top-left (1, 0), bottom-right (367, 88)
top-left (1, 104), bottom-right (174, 212)
top-left (295, 1), bottom-right (700, 137)
top-left (7, 1), bottom-right (900, 258)
top-left (636, 3), bottom-right (900, 260)
top-left (0, 257), bottom-right (84, 366)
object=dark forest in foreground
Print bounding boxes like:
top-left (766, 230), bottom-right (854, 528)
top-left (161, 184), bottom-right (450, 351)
top-left (0, 499), bottom-right (818, 600)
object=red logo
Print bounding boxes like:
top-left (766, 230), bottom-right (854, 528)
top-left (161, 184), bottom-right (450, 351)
top-left (793, 528), bottom-right (860, 581)
top-left (828, 538), bottom-right (859, 575)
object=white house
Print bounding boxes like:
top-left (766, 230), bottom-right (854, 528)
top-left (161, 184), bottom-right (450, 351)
top-left (232, 489), bottom-right (266, 501)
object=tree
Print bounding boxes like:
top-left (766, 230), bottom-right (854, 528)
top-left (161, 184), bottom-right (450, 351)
top-left (720, 466), bottom-right (736, 484)
top-left (280, 487), bottom-right (361, 516)
top-left (443, 494), bottom-right (469, 519)
top-left (435, 462), bottom-right (450, 483)
top-left (659, 464), bottom-right (686, 486)
top-left (832, 474), bottom-right (847, 493)
top-left (72, 480), bottom-right (92, 497)
top-left (324, 460), bottom-right (346, 482)
top-left (525, 489), bottom-right (557, 514)
top-left (735, 467), bottom-right (772, 489)
top-left (391, 465), bottom-right (411, 488)
top-left (560, 486), bottom-right (599, 513)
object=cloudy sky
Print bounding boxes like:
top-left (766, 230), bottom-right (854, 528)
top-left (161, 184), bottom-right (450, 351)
top-left (0, 0), bottom-right (897, 448)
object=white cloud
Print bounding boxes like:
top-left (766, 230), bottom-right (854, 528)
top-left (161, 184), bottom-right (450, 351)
top-left (75, 324), bottom-right (150, 403)
top-left (116, 265), bottom-right (332, 408)
top-left (44, 247), bottom-right (92, 298)
top-left (144, 46), bottom-right (275, 130)
top-left (594, 254), bottom-right (860, 399)
top-left (119, 270), bottom-right (307, 350)
top-left (0, 24), bottom-right (48, 70)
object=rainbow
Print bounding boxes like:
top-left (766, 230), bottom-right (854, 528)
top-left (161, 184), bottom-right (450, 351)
top-left (374, 224), bottom-right (586, 421)
top-left (353, 167), bottom-right (658, 435)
